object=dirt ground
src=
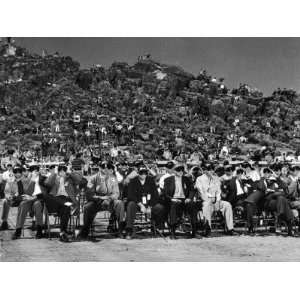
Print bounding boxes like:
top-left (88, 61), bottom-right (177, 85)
top-left (1, 204), bottom-right (300, 262)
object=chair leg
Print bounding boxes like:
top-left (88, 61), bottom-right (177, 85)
top-left (47, 214), bottom-right (51, 239)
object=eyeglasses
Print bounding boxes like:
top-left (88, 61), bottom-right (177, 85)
top-left (138, 171), bottom-right (147, 175)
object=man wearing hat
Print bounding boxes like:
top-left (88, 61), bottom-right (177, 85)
top-left (195, 163), bottom-right (235, 236)
top-left (225, 168), bottom-right (249, 208)
top-left (243, 167), bottom-right (290, 234)
top-left (0, 166), bottom-right (24, 230)
top-left (158, 161), bottom-right (175, 191)
top-left (163, 164), bottom-right (199, 239)
top-left (77, 161), bottom-right (122, 239)
top-left (44, 165), bottom-right (78, 242)
top-left (11, 165), bottom-right (45, 239)
top-left (125, 165), bottom-right (159, 239)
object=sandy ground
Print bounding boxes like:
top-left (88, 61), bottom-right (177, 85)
top-left (1, 203), bottom-right (300, 262)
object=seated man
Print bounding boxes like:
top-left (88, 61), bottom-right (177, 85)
top-left (78, 161), bottom-right (123, 239)
top-left (244, 167), bottom-right (271, 234)
top-left (0, 166), bottom-right (24, 230)
top-left (125, 165), bottom-right (159, 240)
top-left (286, 166), bottom-right (300, 213)
top-left (264, 165), bottom-right (294, 235)
top-left (44, 165), bottom-right (78, 242)
top-left (244, 167), bottom-right (293, 235)
top-left (226, 168), bottom-right (250, 209)
top-left (195, 163), bottom-right (235, 237)
top-left (163, 164), bottom-right (201, 239)
top-left (12, 165), bottom-right (45, 239)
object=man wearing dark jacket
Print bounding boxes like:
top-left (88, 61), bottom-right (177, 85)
top-left (125, 166), bottom-right (159, 239)
top-left (226, 168), bottom-right (249, 208)
top-left (44, 165), bottom-right (78, 242)
top-left (244, 167), bottom-right (293, 235)
top-left (244, 168), bottom-right (271, 233)
top-left (12, 165), bottom-right (45, 240)
top-left (264, 165), bottom-right (294, 235)
top-left (78, 161), bottom-right (121, 239)
top-left (163, 165), bottom-right (199, 239)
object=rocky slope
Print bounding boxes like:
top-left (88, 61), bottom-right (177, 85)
top-left (0, 40), bottom-right (299, 157)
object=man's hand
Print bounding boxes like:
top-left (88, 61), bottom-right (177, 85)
top-left (138, 203), bottom-right (147, 214)
top-left (171, 198), bottom-right (181, 203)
top-left (185, 198), bottom-right (191, 204)
top-left (22, 194), bottom-right (33, 201)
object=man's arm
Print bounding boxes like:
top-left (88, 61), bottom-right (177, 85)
top-left (215, 178), bottom-right (222, 201)
top-left (127, 179), bottom-right (139, 203)
top-left (195, 177), bottom-right (208, 202)
top-left (44, 173), bottom-right (56, 188)
top-left (108, 179), bottom-right (120, 201)
top-left (288, 180), bottom-right (297, 195)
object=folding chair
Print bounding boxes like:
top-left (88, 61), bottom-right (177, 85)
top-left (211, 210), bottom-right (225, 231)
top-left (44, 206), bottom-right (60, 239)
top-left (90, 210), bottom-right (117, 237)
top-left (134, 211), bottom-right (153, 234)
top-left (233, 206), bottom-right (247, 232)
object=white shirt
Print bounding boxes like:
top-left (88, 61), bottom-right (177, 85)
top-left (2, 170), bottom-right (14, 181)
top-left (250, 170), bottom-right (261, 182)
top-left (159, 173), bottom-right (172, 190)
top-left (236, 179), bottom-right (244, 196)
top-left (173, 176), bottom-right (185, 199)
top-left (195, 174), bottom-right (221, 202)
top-left (56, 177), bottom-right (68, 197)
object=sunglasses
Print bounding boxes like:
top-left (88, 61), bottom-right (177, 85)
top-left (138, 170), bottom-right (148, 175)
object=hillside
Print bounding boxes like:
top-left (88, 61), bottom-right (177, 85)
top-left (0, 39), bottom-right (300, 158)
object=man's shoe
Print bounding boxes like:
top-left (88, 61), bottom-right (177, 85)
top-left (203, 224), bottom-right (211, 237)
top-left (29, 221), bottom-right (36, 231)
top-left (226, 229), bottom-right (239, 236)
top-left (170, 230), bottom-right (177, 240)
top-left (125, 228), bottom-right (133, 240)
top-left (287, 224), bottom-right (295, 237)
top-left (75, 230), bottom-right (89, 241)
top-left (35, 226), bottom-right (43, 239)
top-left (0, 221), bottom-right (9, 231)
top-left (125, 233), bottom-right (133, 240)
top-left (12, 228), bottom-right (22, 240)
top-left (59, 233), bottom-right (70, 243)
top-left (248, 226), bottom-right (255, 235)
top-left (190, 229), bottom-right (202, 239)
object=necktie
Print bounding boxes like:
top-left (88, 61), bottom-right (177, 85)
top-left (17, 180), bottom-right (24, 195)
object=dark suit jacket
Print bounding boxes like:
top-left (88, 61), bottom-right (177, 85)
top-left (163, 175), bottom-right (193, 203)
top-left (244, 178), bottom-right (267, 205)
top-left (127, 176), bottom-right (159, 206)
top-left (44, 173), bottom-right (77, 202)
top-left (226, 177), bottom-right (247, 205)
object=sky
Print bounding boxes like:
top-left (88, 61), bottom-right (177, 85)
top-left (15, 37), bottom-right (300, 96)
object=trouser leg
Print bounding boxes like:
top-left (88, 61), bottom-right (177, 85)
top-left (126, 201), bottom-right (137, 230)
top-left (1, 199), bottom-right (11, 222)
top-left (16, 200), bottom-right (33, 229)
top-left (151, 203), bottom-right (167, 229)
top-left (246, 202), bottom-right (256, 229)
top-left (169, 202), bottom-right (184, 226)
top-left (276, 196), bottom-right (293, 222)
top-left (81, 201), bottom-right (99, 237)
top-left (185, 201), bottom-right (201, 228)
top-left (51, 195), bottom-right (71, 233)
top-left (59, 205), bottom-right (71, 233)
top-left (220, 200), bottom-right (234, 230)
top-left (113, 200), bottom-right (125, 222)
top-left (33, 200), bottom-right (44, 226)
top-left (202, 200), bottom-right (214, 227)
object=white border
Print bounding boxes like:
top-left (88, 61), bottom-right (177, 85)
top-left (1, 1), bottom-right (300, 300)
